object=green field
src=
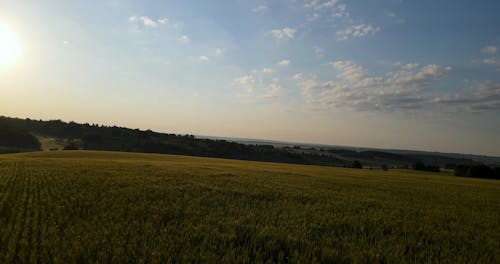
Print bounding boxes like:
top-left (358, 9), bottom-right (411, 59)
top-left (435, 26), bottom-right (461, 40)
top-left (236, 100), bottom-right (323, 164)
top-left (0, 151), bottom-right (499, 263)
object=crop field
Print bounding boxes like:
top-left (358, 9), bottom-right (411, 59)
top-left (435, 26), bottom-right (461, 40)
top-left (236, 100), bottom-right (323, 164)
top-left (0, 151), bottom-right (499, 263)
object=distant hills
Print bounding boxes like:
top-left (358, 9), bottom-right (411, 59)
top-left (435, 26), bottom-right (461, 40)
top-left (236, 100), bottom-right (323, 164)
top-left (1, 115), bottom-right (499, 168)
top-left (201, 135), bottom-right (500, 167)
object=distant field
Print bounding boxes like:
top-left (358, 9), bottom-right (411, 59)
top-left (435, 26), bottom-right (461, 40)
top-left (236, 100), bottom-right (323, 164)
top-left (0, 151), bottom-right (499, 263)
top-left (36, 136), bottom-right (68, 151)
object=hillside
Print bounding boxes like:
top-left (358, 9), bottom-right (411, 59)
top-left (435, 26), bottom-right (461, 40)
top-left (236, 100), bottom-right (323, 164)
top-left (0, 116), bottom-right (488, 169)
top-left (0, 151), bottom-right (499, 262)
top-left (0, 128), bottom-right (41, 154)
top-left (0, 116), bottom-right (346, 167)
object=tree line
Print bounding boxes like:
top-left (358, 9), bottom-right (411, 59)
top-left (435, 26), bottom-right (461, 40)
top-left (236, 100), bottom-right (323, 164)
top-left (454, 164), bottom-right (500, 180)
top-left (0, 128), bottom-right (41, 152)
top-left (1, 116), bottom-right (499, 180)
top-left (0, 116), bottom-right (346, 167)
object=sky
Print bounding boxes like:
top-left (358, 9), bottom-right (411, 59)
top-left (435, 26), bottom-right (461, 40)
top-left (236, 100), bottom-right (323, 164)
top-left (1, 0), bottom-right (500, 156)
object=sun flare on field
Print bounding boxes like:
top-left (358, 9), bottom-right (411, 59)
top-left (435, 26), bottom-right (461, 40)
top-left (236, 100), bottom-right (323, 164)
top-left (0, 24), bottom-right (21, 68)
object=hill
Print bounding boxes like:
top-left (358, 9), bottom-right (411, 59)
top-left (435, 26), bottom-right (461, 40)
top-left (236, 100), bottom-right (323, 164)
top-left (0, 116), bottom-right (346, 167)
top-left (0, 151), bottom-right (499, 262)
top-left (0, 116), bottom-right (490, 169)
top-left (0, 128), bottom-right (41, 153)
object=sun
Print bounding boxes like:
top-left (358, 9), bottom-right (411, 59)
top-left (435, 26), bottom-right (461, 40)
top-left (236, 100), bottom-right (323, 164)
top-left (0, 24), bottom-right (21, 68)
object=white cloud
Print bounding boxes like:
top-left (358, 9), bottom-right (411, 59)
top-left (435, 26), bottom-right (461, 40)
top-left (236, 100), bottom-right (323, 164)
top-left (305, 0), bottom-right (339, 10)
top-left (261, 83), bottom-right (282, 98)
top-left (252, 5), bottom-right (269, 13)
top-left (129, 16), bottom-right (158, 28)
top-left (483, 58), bottom-right (499, 65)
top-left (268, 28), bottom-right (297, 40)
top-left (235, 75), bottom-right (256, 85)
top-left (129, 16), bottom-right (173, 28)
top-left (402, 63), bottom-right (420, 70)
top-left (129, 16), bottom-right (138, 22)
top-left (158, 18), bottom-right (169, 25)
top-left (316, 61), bottom-right (452, 111)
top-left (434, 81), bottom-right (500, 112)
top-left (293, 73), bottom-right (305, 81)
top-left (386, 12), bottom-right (406, 24)
top-left (392, 62), bottom-right (402, 67)
top-left (199, 56), bottom-right (209, 62)
top-left (178, 35), bottom-right (190, 44)
top-left (318, 61), bottom-right (453, 110)
top-left (331, 4), bottom-right (349, 19)
top-left (234, 75), bottom-right (257, 93)
top-left (482, 45), bottom-right (498, 55)
top-left (301, 79), bottom-right (319, 97)
top-left (336, 24), bottom-right (380, 41)
top-left (214, 48), bottom-right (223, 56)
top-left (292, 73), bottom-right (320, 97)
top-left (262, 68), bottom-right (274, 74)
top-left (331, 61), bottom-right (369, 83)
top-left (307, 13), bottom-right (321, 21)
top-left (234, 75), bottom-right (283, 99)
top-left (278, 59), bottom-right (291, 66)
top-left (481, 46), bottom-right (499, 65)
top-left (141, 17), bottom-right (158, 27)
top-left (304, 0), bottom-right (347, 21)
top-left (313, 46), bottom-right (324, 57)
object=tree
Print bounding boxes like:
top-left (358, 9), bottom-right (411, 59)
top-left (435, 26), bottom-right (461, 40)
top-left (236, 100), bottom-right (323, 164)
top-left (413, 161), bottom-right (440, 172)
top-left (454, 165), bottom-right (470, 177)
top-left (454, 164), bottom-right (499, 180)
top-left (467, 165), bottom-right (495, 179)
top-left (0, 129), bottom-right (41, 150)
top-left (63, 142), bottom-right (79, 150)
top-left (351, 160), bottom-right (362, 169)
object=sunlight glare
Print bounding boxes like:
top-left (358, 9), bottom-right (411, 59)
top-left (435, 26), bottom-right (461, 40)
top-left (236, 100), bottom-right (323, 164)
top-left (0, 24), bottom-right (21, 68)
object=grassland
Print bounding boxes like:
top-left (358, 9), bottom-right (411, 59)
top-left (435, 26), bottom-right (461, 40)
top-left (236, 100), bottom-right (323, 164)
top-left (0, 151), bottom-right (499, 263)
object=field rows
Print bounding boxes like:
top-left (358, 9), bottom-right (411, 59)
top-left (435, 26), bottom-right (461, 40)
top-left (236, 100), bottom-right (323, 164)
top-left (0, 151), bottom-right (499, 263)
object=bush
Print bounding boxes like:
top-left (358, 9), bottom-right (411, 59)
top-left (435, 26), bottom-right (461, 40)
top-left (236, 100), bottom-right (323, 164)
top-left (351, 161), bottom-right (362, 169)
top-left (468, 165), bottom-right (496, 179)
top-left (63, 142), bottom-right (79, 150)
top-left (413, 162), bottom-right (440, 172)
top-left (0, 147), bottom-right (21, 154)
top-left (455, 165), bottom-right (498, 179)
top-left (454, 165), bottom-right (469, 177)
top-left (0, 129), bottom-right (41, 150)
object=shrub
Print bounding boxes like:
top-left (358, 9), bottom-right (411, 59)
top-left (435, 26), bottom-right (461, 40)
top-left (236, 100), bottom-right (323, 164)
top-left (351, 161), bottom-right (362, 169)
top-left (413, 162), bottom-right (440, 172)
top-left (0, 129), bottom-right (41, 150)
top-left (454, 165), bottom-right (499, 180)
top-left (63, 142), bottom-right (79, 150)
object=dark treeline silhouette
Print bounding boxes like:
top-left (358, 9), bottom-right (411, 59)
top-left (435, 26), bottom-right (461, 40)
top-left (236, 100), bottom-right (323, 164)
top-left (328, 149), bottom-right (414, 163)
top-left (325, 148), bottom-right (478, 168)
top-left (455, 165), bottom-right (500, 180)
top-left (0, 116), bottom-right (346, 167)
top-left (351, 160), bottom-right (363, 169)
top-left (0, 128), bottom-right (41, 151)
top-left (413, 161), bottom-right (440, 172)
top-left (1, 116), bottom-right (497, 179)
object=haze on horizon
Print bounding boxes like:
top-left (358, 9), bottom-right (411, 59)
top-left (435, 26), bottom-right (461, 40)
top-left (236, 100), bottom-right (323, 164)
top-left (1, 0), bottom-right (500, 156)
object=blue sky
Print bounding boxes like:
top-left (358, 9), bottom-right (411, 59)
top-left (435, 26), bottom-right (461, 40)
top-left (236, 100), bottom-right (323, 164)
top-left (1, 0), bottom-right (500, 155)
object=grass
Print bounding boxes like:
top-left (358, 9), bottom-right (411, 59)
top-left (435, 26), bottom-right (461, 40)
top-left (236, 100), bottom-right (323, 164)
top-left (0, 151), bottom-right (499, 263)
